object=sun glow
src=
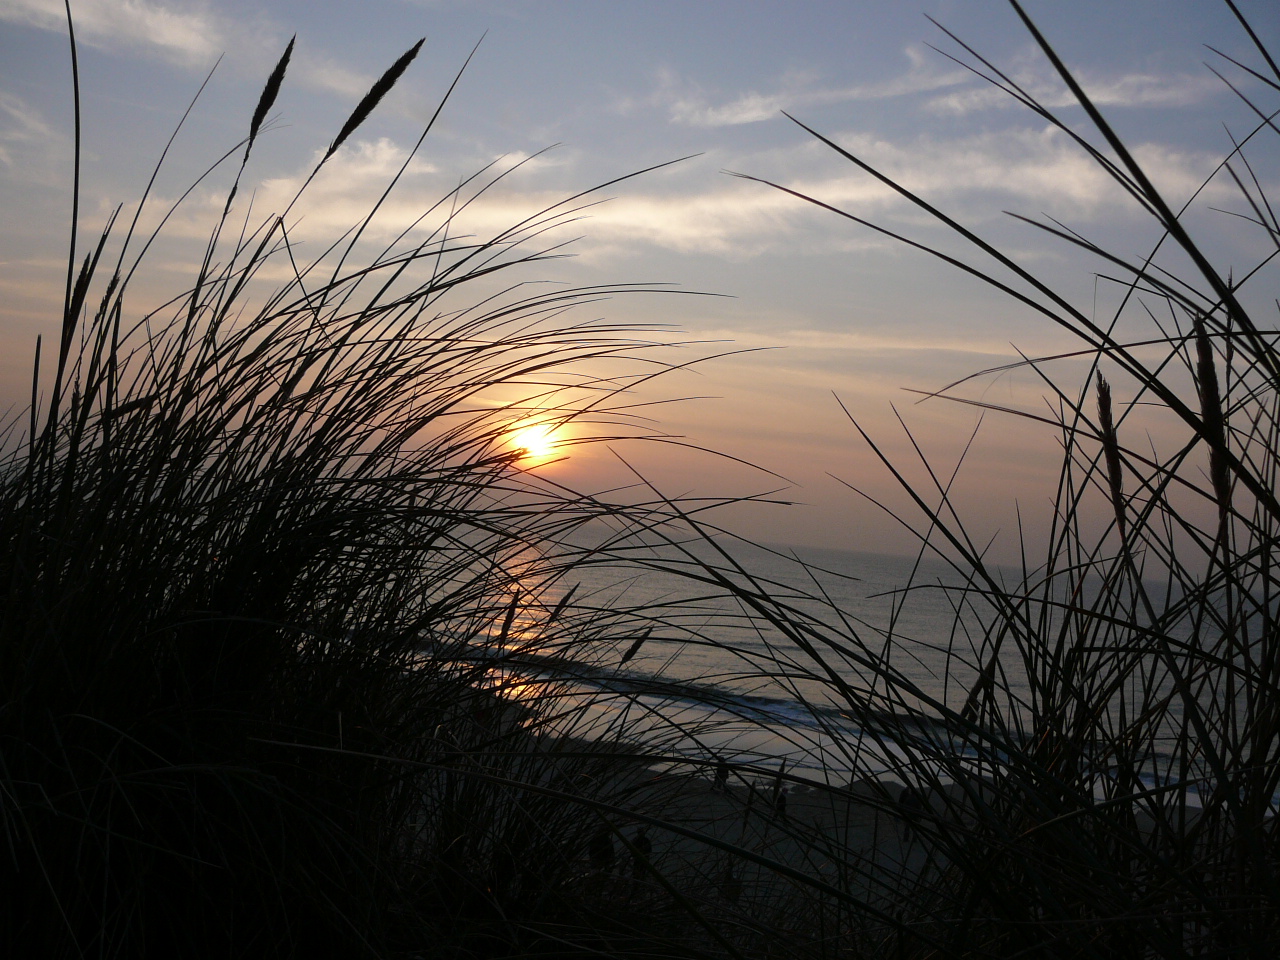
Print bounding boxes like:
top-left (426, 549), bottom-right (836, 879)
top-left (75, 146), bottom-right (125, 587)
top-left (508, 423), bottom-right (562, 463)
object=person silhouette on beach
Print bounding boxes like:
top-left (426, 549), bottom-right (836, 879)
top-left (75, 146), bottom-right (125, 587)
top-left (714, 756), bottom-right (729, 793)
top-left (771, 763), bottom-right (788, 819)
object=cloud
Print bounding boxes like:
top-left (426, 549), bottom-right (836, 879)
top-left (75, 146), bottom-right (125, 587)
top-left (651, 45), bottom-right (973, 128)
top-left (0, 92), bottom-right (57, 167)
top-left (117, 118), bottom-right (1229, 275)
top-left (0, 0), bottom-right (373, 98)
top-left (0, 0), bottom-right (373, 101)
top-left (292, 52), bottom-right (376, 100)
top-left (779, 124), bottom-right (1232, 215)
top-left (693, 325), bottom-right (1020, 359)
top-left (567, 126), bottom-right (1227, 258)
top-left (0, 0), bottom-right (225, 63)
top-left (927, 67), bottom-right (1225, 116)
top-left (134, 136), bottom-right (439, 241)
top-left (649, 42), bottom-right (1229, 130)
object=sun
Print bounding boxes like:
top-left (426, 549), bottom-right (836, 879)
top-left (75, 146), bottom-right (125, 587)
top-left (508, 424), bottom-right (561, 463)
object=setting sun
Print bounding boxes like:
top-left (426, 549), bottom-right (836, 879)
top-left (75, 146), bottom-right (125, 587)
top-left (508, 424), bottom-right (561, 463)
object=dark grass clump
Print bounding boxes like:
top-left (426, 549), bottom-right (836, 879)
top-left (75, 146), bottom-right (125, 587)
top-left (0, 23), bottom-right (718, 959)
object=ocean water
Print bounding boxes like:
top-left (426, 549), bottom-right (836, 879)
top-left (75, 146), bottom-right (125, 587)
top-left (514, 542), bottom-right (1006, 784)
top-left (495, 538), bottom-right (1226, 805)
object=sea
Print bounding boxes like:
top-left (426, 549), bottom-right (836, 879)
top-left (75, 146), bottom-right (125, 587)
top-left (504, 541), bottom-right (1014, 787)
top-left (492, 538), bottom-right (1222, 806)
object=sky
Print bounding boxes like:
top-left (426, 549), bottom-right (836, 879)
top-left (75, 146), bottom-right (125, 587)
top-left (1, 0), bottom-right (1277, 560)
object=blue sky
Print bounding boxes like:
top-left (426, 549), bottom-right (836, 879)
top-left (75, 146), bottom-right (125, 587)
top-left (2, 0), bottom-right (1276, 557)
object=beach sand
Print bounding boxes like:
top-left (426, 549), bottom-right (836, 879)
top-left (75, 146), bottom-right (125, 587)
top-left (560, 752), bottom-right (939, 924)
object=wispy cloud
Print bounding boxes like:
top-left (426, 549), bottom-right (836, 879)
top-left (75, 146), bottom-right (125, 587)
top-left (137, 136), bottom-right (441, 242)
top-left (695, 325), bottom-right (1020, 359)
top-left (0, 92), bottom-right (56, 168)
top-left (777, 123), bottom-right (1231, 214)
top-left (647, 40), bottom-right (1227, 130)
top-left (551, 128), bottom-right (1216, 258)
top-left (0, 0), bottom-right (225, 63)
top-left (292, 52), bottom-right (377, 100)
top-left (927, 67), bottom-right (1225, 115)
top-left (650, 45), bottom-right (972, 128)
top-left (119, 118), bottom-right (1229, 273)
top-left (0, 0), bottom-right (378, 101)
